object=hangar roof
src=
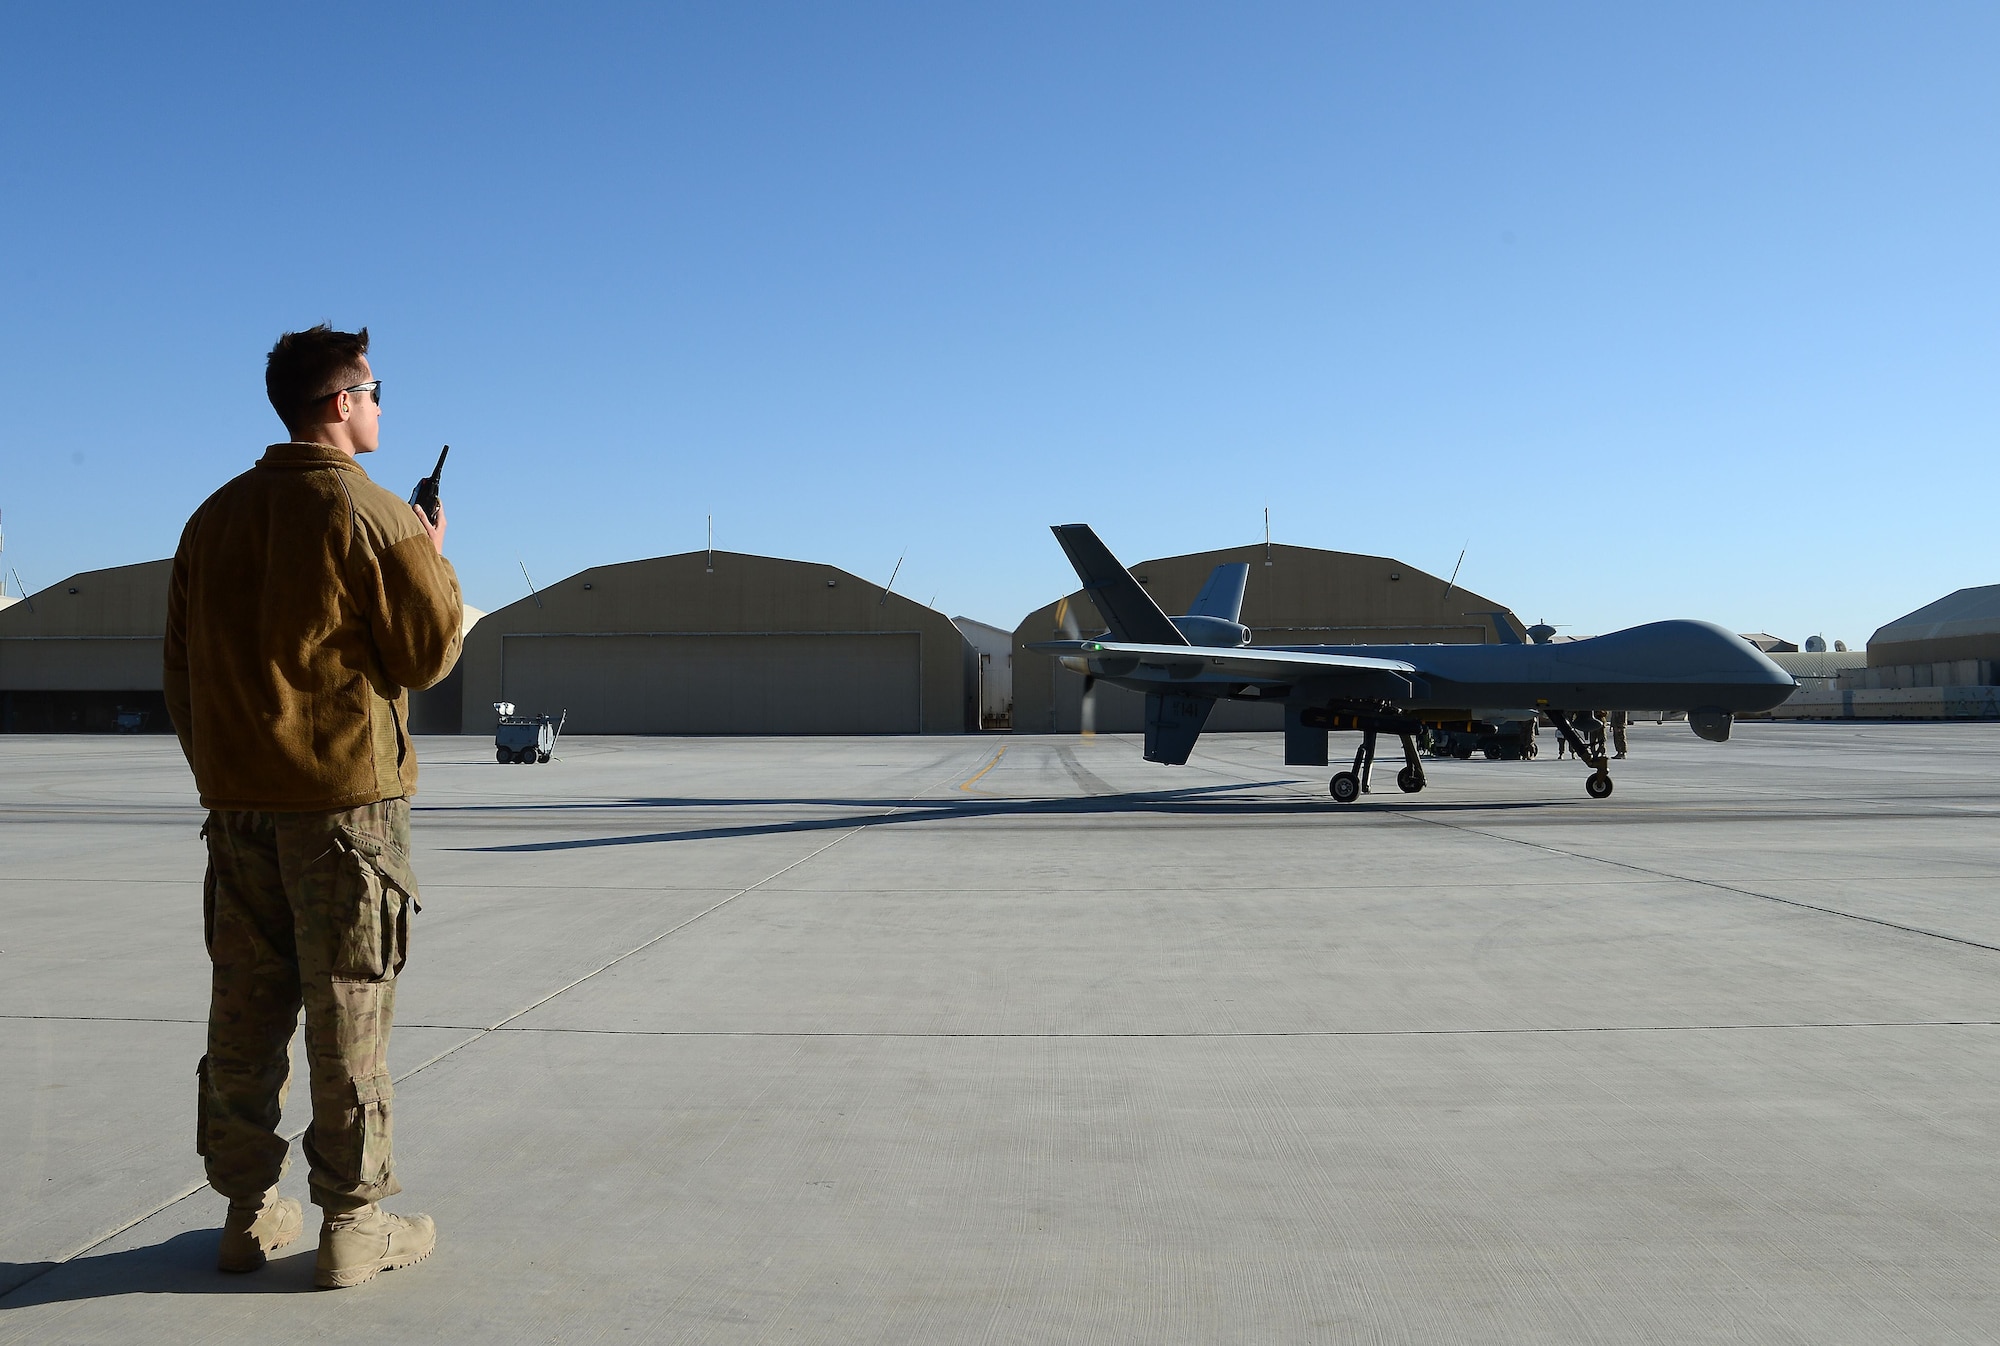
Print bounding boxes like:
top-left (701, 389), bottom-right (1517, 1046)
top-left (472, 549), bottom-right (962, 636)
top-left (1014, 542), bottom-right (1523, 647)
top-left (1870, 583), bottom-right (2000, 647)
top-left (0, 559), bottom-right (484, 642)
top-left (1768, 650), bottom-right (1867, 684)
top-left (0, 560), bottom-right (171, 637)
top-left (952, 617), bottom-right (1013, 660)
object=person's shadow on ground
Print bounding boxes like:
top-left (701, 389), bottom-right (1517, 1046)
top-left (0, 1231), bottom-right (317, 1307)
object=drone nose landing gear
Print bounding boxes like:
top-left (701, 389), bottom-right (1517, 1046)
top-left (1549, 710), bottom-right (1615, 799)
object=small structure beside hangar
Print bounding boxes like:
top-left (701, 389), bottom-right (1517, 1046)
top-left (1012, 542), bottom-right (1524, 734)
top-left (1764, 647), bottom-right (1867, 697)
top-left (952, 616), bottom-right (1013, 730)
top-left (457, 550), bottom-right (974, 736)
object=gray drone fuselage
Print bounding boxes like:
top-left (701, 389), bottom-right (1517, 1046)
top-left (1073, 618), bottom-right (1797, 717)
top-left (1031, 524), bottom-right (1797, 770)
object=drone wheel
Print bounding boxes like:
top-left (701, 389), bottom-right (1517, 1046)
top-left (1586, 772), bottom-right (1614, 799)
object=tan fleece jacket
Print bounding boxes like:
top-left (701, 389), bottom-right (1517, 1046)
top-left (165, 443), bottom-right (463, 811)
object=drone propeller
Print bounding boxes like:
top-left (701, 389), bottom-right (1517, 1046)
top-left (1054, 596), bottom-right (1099, 728)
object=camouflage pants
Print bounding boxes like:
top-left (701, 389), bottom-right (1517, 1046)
top-left (198, 798), bottom-right (420, 1213)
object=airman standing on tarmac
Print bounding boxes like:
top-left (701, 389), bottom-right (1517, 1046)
top-left (165, 325), bottom-right (462, 1288)
top-left (1611, 709), bottom-right (1629, 759)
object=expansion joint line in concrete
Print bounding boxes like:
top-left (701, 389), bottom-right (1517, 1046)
top-left (0, 1179), bottom-right (217, 1306)
top-left (392, 749), bottom-right (984, 1083)
top-left (1404, 812), bottom-right (2000, 956)
top-left (392, 827), bottom-right (869, 1083)
top-left (0, 749), bottom-right (988, 1304)
top-left (398, 1020), bottom-right (2000, 1039)
top-left (10, 1014), bottom-right (2000, 1038)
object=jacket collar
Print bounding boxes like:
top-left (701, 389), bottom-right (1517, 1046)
top-left (258, 442), bottom-right (370, 475)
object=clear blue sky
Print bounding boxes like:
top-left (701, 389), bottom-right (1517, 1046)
top-left (4, 3), bottom-right (1995, 646)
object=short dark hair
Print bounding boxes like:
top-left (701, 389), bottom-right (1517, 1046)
top-left (265, 324), bottom-right (370, 434)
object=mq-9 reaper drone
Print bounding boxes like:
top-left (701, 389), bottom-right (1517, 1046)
top-left (1030, 525), bottom-right (1797, 802)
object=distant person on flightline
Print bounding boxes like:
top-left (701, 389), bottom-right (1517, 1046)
top-left (165, 325), bottom-right (462, 1289)
top-left (1611, 709), bottom-right (1629, 759)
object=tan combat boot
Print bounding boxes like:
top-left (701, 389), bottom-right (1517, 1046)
top-left (217, 1187), bottom-right (304, 1272)
top-left (314, 1204), bottom-right (437, 1289)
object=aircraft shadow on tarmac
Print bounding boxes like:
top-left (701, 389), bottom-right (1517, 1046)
top-left (450, 783), bottom-right (1565, 853)
top-left (0, 1233), bottom-right (318, 1306)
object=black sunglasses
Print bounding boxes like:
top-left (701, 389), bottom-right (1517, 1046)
top-left (333, 379), bottom-right (381, 406)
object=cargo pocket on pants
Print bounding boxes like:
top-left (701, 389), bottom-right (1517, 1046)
top-left (327, 828), bottom-right (419, 981)
top-left (354, 1070), bottom-right (395, 1189)
top-left (195, 1055), bottom-right (213, 1158)
top-left (201, 865), bottom-right (218, 955)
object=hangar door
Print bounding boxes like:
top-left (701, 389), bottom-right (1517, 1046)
top-left (501, 632), bottom-right (922, 734)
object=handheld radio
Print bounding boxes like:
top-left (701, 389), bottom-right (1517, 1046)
top-left (411, 445), bottom-right (449, 526)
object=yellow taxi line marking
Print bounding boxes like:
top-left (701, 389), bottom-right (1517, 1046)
top-left (959, 745), bottom-right (1008, 792)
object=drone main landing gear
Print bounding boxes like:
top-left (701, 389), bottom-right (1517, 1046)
top-left (1394, 731), bottom-right (1425, 794)
top-left (1329, 728), bottom-right (1425, 804)
top-left (1549, 710), bottom-right (1614, 799)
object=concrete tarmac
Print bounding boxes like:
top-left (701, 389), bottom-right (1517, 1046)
top-left (3, 722), bottom-right (1999, 1342)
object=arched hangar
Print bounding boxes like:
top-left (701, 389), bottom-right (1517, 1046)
top-left (0, 560), bottom-right (173, 732)
top-left (0, 559), bottom-right (478, 734)
top-left (1867, 583), bottom-right (2000, 667)
top-left (457, 550), bottom-right (974, 736)
top-left (1012, 543), bottom-right (1524, 734)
